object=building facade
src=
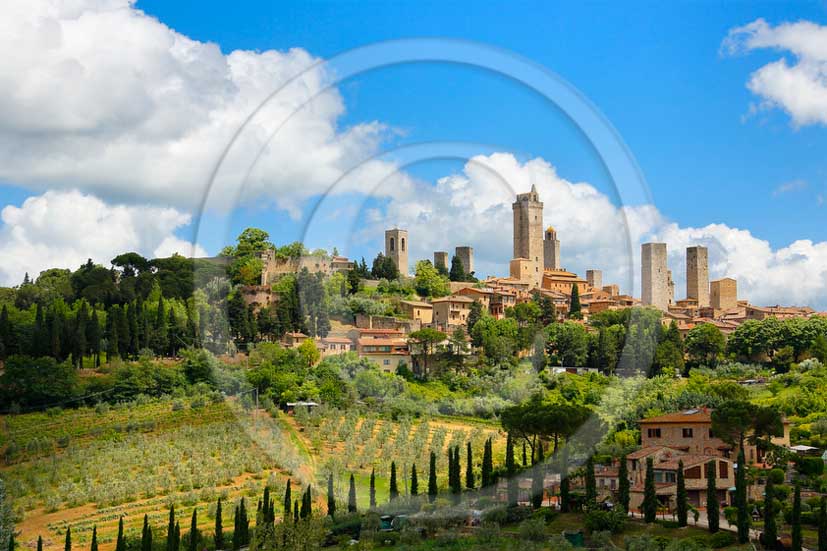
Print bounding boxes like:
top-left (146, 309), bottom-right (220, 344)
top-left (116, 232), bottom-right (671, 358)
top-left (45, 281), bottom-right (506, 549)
top-left (710, 278), bottom-right (738, 310)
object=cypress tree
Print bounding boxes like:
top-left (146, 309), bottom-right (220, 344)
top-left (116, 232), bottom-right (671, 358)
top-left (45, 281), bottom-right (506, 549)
top-left (115, 517), bottom-right (125, 551)
top-left (410, 463), bottom-right (419, 496)
top-left (238, 499), bottom-right (248, 546)
top-left (293, 501), bottom-right (299, 524)
top-left (369, 468), bottom-right (376, 508)
top-left (706, 461), bottom-right (719, 533)
top-left (232, 505), bottom-right (240, 551)
top-left (38, 535), bottom-right (44, 551)
top-left (428, 451), bottom-right (438, 503)
top-left (818, 497), bottom-right (827, 551)
top-left (676, 460), bottom-right (688, 527)
top-left (585, 455), bottom-right (597, 508)
top-left (173, 522), bottom-right (180, 551)
top-left (531, 441), bottom-right (545, 509)
top-left (89, 528), bottom-right (96, 551)
top-left (736, 447), bottom-right (749, 543)
top-left (214, 498), bottom-right (223, 550)
top-left (64, 528), bottom-right (71, 551)
top-left (141, 515), bottom-right (152, 551)
top-left (262, 486), bottom-right (271, 523)
top-left (466, 442), bottom-right (475, 490)
top-left (300, 486), bottom-right (311, 519)
top-left (560, 474), bottom-right (571, 513)
top-left (643, 457), bottom-right (657, 523)
top-left (481, 438), bottom-right (493, 490)
top-left (188, 509), bottom-right (198, 551)
top-left (283, 480), bottom-right (292, 520)
top-left (792, 483), bottom-right (802, 551)
top-left (618, 454), bottom-right (630, 514)
top-left (450, 447), bottom-right (461, 503)
top-left (6, 532), bottom-right (13, 551)
top-left (167, 506), bottom-right (176, 551)
top-left (327, 474), bottom-right (336, 516)
top-left (522, 443), bottom-right (527, 467)
top-left (389, 462), bottom-right (399, 501)
top-left (348, 474), bottom-right (357, 513)
top-left (506, 433), bottom-right (517, 507)
top-left (569, 284), bottom-right (581, 317)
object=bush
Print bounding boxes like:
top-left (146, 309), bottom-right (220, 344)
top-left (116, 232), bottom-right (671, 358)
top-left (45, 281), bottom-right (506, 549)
top-left (481, 505), bottom-right (533, 525)
top-left (707, 531), bottom-right (735, 548)
top-left (518, 518), bottom-right (547, 542)
top-left (768, 468), bottom-right (785, 484)
top-left (584, 509), bottom-right (626, 534)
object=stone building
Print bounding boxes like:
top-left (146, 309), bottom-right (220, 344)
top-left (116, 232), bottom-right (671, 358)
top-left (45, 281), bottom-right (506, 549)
top-left (641, 243), bottom-right (669, 311)
top-left (710, 277), bottom-right (737, 310)
top-left (433, 251), bottom-right (449, 271)
top-left (385, 228), bottom-right (409, 276)
top-left (512, 185), bottom-right (544, 287)
top-left (541, 269), bottom-right (589, 295)
top-left (543, 226), bottom-right (561, 270)
top-left (431, 295), bottom-right (474, 330)
top-left (259, 250), bottom-right (355, 285)
top-left (586, 269), bottom-right (602, 290)
top-left (455, 246), bottom-right (474, 275)
top-left (398, 300), bottom-right (433, 324)
top-left (686, 246), bottom-right (710, 307)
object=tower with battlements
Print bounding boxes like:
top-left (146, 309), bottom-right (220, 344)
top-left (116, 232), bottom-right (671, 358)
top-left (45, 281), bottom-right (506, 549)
top-left (513, 185), bottom-right (544, 287)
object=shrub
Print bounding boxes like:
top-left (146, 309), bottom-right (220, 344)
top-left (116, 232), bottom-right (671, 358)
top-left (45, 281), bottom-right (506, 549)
top-left (584, 509), bottom-right (626, 534)
top-left (768, 468), bottom-right (785, 484)
top-left (518, 518), bottom-right (547, 542)
top-left (707, 530), bottom-right (735, 548)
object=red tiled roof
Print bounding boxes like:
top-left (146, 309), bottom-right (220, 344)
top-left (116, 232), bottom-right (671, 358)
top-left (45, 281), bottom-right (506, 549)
top-left (640, 409), bottom-right (712, 424)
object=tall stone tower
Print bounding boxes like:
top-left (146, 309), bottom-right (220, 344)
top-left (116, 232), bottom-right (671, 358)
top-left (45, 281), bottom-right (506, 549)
top-left (513, 185), bottom-right (544, 287)
top-left (433, 251), bottom-right (448, 271)
top-left (455, 246), bottom-right (474, 275)
top-left (641, 242), bottom-right (669, 311)
top-left (586, 269), bottom-right (602, 290)
top-left (544, 227), bottom-right (561, 270)
top-left (686, 246), bottom-right (710, 307)
top-left (385, 228), bottom-right (408, 276)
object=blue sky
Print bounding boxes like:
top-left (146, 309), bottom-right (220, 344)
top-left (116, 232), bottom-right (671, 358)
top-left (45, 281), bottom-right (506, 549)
top-left (1, 1), bottom-right (826, 306)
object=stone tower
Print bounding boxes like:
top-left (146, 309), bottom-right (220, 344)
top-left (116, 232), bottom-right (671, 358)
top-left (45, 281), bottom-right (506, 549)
top-left (385, 228), bottom-right (408, 276)
top-left (686, 246), bottom-right (710, 307)
top-left (513, 185), bottom-right (544, 287)
top-left (455, 246), bottom-right (474, 276)
top-left (544, 226), bottom-right (561, 270)
top-left (586, 269), bottom-right (602, 290)
top-left (433, 251), bottom-right (448, 271)
top-left (711, 278), bottom-right (737, 310)
top-left (641, 242), bottom-right (669, 311)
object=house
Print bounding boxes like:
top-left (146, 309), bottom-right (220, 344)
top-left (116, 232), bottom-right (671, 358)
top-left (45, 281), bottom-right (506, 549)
top-left (398, 300), bottom-right (433, 324)
top-left (282, 332), bottom-right (308, 348)
top-left (318, 336), bottom-right (354, 357)
top-left (431, 295), bottom-right (474, 330)
top-left (350, 328), bottom-right (411, 372)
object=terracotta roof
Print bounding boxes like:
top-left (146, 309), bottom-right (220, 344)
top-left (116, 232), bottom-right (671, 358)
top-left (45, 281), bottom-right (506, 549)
top-left (432, 295), bottom-right (474, 303)
top-left (626, 446), bottom-right (677, 460)
top-left (284, 332), bottom-right (308, 338)
top-left (322, 337), bottom-right (352, 344)
top-left (400, 300), bottom-right (433, 308)
top-left (358, 338), bottom-right (408, 347)
top-left (655, 455), bottom-right (722, 470)
top-left (640, 408), bottom-right (712, 424)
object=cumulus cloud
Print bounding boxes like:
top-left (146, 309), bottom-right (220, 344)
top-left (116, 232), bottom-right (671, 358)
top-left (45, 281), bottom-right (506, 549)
top-left (0, 0), bottom-right (395, 211)
top-left (723, 18), bottom-right (827, 126)
top-left (360, 153), bottom-right (827, 308)
top-left (0, 190), bottom-right (206, 285)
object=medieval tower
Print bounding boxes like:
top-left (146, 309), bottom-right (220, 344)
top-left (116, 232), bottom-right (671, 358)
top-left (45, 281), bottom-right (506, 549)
top-left (543, 227), bottom-right (561, 270)
top-left (455, 246), bottom-right (474, 275)
top-left (433, 251), bottom-right (448, 271)
top-left (641, 242), bottom-right (669, 311)
top-left (385, 228), bottom-right (408, 276)
top-left (513, 185), bottom-right (544, 287)
top-left (686, 246), bottom-right (710, 307)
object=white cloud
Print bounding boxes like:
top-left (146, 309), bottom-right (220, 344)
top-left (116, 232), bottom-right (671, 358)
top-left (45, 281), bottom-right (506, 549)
top-left (0, 190), bottom-right (206, 285)
top-left (723, 18), bottom-right (827, 126)
top-left (772, 179), bottom-right (808, 196)
top-left (0, 0), bottom-right (395, 211)
top-left (361, 153), bottom-right (827, 308)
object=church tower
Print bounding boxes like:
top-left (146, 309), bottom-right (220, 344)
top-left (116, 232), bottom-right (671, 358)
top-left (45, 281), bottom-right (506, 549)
top-left (512, 185), bottom-right (544, 287)
top-left (385, 228), bottom-right (408, 276)
top-left (544, 226), bottom-right (560, 270)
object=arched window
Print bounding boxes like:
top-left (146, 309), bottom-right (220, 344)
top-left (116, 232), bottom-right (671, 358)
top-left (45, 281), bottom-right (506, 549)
top-left (401, 238), bottom-right (406, 251)
top-left (389, 237), bottom-right (395, 251)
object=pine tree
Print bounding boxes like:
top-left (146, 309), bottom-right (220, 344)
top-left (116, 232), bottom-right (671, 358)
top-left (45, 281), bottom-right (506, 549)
top-left (167, 506), bottom-right (176, 551)
top-left (64, 528), bottom-right (71, 551)
top-left (327, 475), bottom-right (336, 516)
top-left (792, 483), bottom-right (802, 551)
top-left (618, 454), bottom-right (630, 514)
top-left (348, 474), bottom-right (357, 513)
top-left (506, 433), bottom-right (517, 507)
top-left (643, 457), bottom-right (657, 523)
top-left (214, 498), bottom-right (224, 550)
top-left (141, 515), bottom-right (151, 551)
top-left (369, 468), bottom-right (377, 508)
top-left (283, 480), bottom-right (292, 520)
top-left (676, 460), bottom-right (688, 527)
top-left (585, 455), bottom-right (597, 508)
top-left (389, 462), bottom-right (399, 501)
top-left (188, 509), bottom-right (199, 551)
top-left (89, 528), bottom-right (97, 551)
top-left (818, 497), bottom-right (827, 551)
top-left (531, 441), bottom-right (545, 509)
top-left (410, 463), bottom-right (419, 496)
top-left (428, 451), bottom-right (438, 503)
top-left (465, 442), bottom-right (475, 490)
top-left (115, 517), bottom-right (125, 551)
top-left (706, 461), bottom-right (719, 533)
top-left (735, 447), bottom-right (749, 543)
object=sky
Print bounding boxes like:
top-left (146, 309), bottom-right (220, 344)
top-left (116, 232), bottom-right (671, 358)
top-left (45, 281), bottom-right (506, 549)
top-left (1, 0), bottom-right (826, 307)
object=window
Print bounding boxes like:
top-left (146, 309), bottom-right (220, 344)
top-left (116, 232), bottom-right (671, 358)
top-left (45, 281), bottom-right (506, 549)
top-left (647, 428), bottom-right (661, 438)
top-left (719, 461), bottom-right (728, 478)
top-left (685, 466), bottom-right (701, 479)
top-left (383, 359), bottom-right (390, 365)
top-left (401, 238), bottom-right (405, 251)
top-left (682, 428), bottom-right (693, 438)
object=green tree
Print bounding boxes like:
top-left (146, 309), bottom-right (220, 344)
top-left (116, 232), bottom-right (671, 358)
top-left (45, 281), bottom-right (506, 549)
top-left (467, 301), bottom-right (484, 340)
top-left (414, 260), bottom-right (450, 297)
top-left (706, 461), bottom-right (719, 533)
top-left (115, 517), bottom-right (125, 551)
top-left (560, 469), bottom-right (571, 513)
top-left (568, 284), bottom-right (581, 318)
top-left (685, 323), bottom-right (726, 366)
top-left (546, 321), bottom-right (589, 366)
top-left (818, 497), bottom-right (827, 551)
top-left (466, 442), bottom-right (475, 490)
top-left (792, 483), bottom-right (802, 551)
top-left (411, 463), bottom-right (419, 496)
top-left (482, 438), bottom-right (493, 490)
top-left (643, 457), bottom-right (657, 523)
top-left (407, 328), bottom-right (447, 376)
top-left (370, 468), bottom-right (377, 508)
top-left (283, 480), bottom-right (292, 520)
top-left (237, 499), bottom-right (248, 547)
top-left (64, 527), bottom-right (71, 551)
top-left (735, 448), bottom-right (749, 543)
top-left (371, 253), bottom-right (399, 280)
top-left (506, 433), bottom-right (517, 507)
top-left (141, 515), bottom-right (152, 551)
top-left (348, 474), bottom-right (357, 513)
top-left (531, 442), bottom-right (545, 509)
top-left (676, 460), bottom-right (688, 527)
top-left (428, 451), bottom-right (438, 503)
top-left (448, 255), bottom-right (466, 282)
top-left (89, 529), bottom-right (96, 551)
top-left (389, 462), bottom-right (399, 501)
top-left (618, 455), bottom-right (630, 514)
top-left (214, 498), bottom-right (223, 550)
top-left (327, 475), bottom-right (335, 516)
top-left (585, 455), bottom-right (597, 508)
top-left (188, 509), bottom-right (199, 551)
top-left (764, 473), bottom-right (777, 550)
